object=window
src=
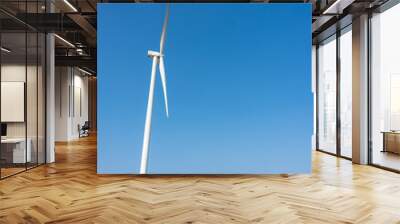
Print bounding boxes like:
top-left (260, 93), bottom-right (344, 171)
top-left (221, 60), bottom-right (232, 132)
top-left (370, 3), bottom-right (400, 171)
top-left (317, 35), bottom-right (337, 154)
top-left (339, 27), bottom-right (352, 158)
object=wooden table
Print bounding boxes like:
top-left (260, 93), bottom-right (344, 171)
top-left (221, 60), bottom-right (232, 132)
top-left (381, 131), bottom-right (400, 154)
top-left (1, 138), bottom-right (31, 164)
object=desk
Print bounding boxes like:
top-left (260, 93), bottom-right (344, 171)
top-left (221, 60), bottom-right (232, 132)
top-left (382, 131), bottom-right (400, 154)
top-left (1, 138), bottom-right (31, 163)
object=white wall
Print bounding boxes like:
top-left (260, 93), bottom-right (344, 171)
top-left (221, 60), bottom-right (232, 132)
top-left (1, 63), bottom-right (46, 164)
top-left (1, 65), bottom-right (40, 138)
top-left (71, 72), bottom-right (89, 138)
top-left (55, 66), bottom-right (70, 141)
top-left (55, 67), bottom-right (89, 141)
top-left (1, 65), bottom-right (27, 141)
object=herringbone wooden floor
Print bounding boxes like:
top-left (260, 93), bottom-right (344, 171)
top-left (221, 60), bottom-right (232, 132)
top-left (1, 135), bottom-right (400, 224)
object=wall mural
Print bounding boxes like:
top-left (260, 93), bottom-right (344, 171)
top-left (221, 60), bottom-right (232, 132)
top-left (98, 3), bottom-right (312, 174)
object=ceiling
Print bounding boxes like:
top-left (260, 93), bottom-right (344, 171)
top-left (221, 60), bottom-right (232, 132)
top-left (0, 0), bottom-right (392, 74)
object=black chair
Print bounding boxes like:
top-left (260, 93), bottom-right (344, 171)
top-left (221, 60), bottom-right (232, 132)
top-left (79, 121), bottom-right (90, 138)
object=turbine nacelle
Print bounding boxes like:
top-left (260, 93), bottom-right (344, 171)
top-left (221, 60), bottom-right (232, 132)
top-left (147, 50), bottom-right (163, 58)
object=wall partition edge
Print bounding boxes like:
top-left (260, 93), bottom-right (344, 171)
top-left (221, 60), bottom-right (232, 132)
top-left (316, 45), bottom-right (320, 152)
top-left (0, 2), bottom-right (49, 180)
top-left (25, 3), bottom-right (28, 172)
top-left (36, 1), bottom-right (39, 169)
top-left (36, 21), bottom-right (39, 168)
top-left (44, 0), bottom-right (48, 165)
top-left (0, 28), bottom-right (2, 179)
top-left (315, 21), bottom-right (354, 161)
top-left (315, 31), bottom-right (339, 157)
top-left (367, 11), bottom-right (373, 166)
top-left (336, 29), bottom-right (342, 158)
top-left (367, 0), bottom-right (400, 173)
top-left (45, 33), bottom-right (55, 164)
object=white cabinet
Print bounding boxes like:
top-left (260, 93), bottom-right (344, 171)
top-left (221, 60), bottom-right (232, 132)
top-left (1, 138), bottom-right (32, 163)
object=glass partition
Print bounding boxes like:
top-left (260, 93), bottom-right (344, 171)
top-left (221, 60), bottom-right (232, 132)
top-left (0, 1), bottom-right (46, 179)
top-left (38, 32), bottom-right (45, 165)
top-left (317, 35), bottom-right (337, 154)
top-left (1, 31), bottom-right (28, 177)
top-left (27, 31), bottom-right (38, 169)
top-left (339, 27), bottom-right (352, 158)
top-left (370, 3), bottom-right (400, 171)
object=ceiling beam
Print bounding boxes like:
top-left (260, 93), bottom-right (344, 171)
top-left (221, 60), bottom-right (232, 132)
top-left (55, 55), bottom-right (96, 72)
top-left (67, 13), bottom-right (97, 46)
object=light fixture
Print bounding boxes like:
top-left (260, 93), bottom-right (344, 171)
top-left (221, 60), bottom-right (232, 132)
top-left (1, 47), bottom-right (11, 53)
top-left (63, 0), bottom-right (78, 12)
top-left (76, 48), bottom-right (87, 56)
top-left (78, 67), bottom-right (93, 76)
top-left (54, 34), bottom-right (75, 48)
top-left (322, 0), bottom-right (341, 14)
top-left (322, 0), bottom-right (354, 15)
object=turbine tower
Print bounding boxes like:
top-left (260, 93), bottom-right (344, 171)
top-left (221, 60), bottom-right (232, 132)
top-left (140, 5), bottom-right (170, 174)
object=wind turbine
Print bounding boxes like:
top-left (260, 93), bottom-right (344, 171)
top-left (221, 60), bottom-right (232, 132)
top-left (140, 5), bottom-right (170, 174)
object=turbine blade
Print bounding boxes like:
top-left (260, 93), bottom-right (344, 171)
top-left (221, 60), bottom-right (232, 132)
top-left (159, 57), bottom-right (169, 117)
top-left (159, 4), bottom-right (170, 54)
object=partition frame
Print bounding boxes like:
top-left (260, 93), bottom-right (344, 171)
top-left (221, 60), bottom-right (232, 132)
top-left (367, 0), bottom-right (400, 173)
top-left (316, 0), bottom-right (400, 173)
top-left (315, 24), bottom-right (353, 161)
top-left (0, 0), bottom-right (47, 180)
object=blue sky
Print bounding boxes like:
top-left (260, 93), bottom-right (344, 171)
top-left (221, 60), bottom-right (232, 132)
top-left (98, 3), bottom-right (312, 174)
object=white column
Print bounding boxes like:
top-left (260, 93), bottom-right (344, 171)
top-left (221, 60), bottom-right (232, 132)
top-left (352, 14), bottom-right (369, 164)
top-left (46, 1), bottom-right (55, 163)
top-left (55, 67), bottom-right (74, 141)
top-left (46, 33), bottom-right (55, 163)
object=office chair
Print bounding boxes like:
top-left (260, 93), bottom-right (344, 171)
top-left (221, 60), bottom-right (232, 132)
top-left (79, 121), bottom-right (90, 138)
